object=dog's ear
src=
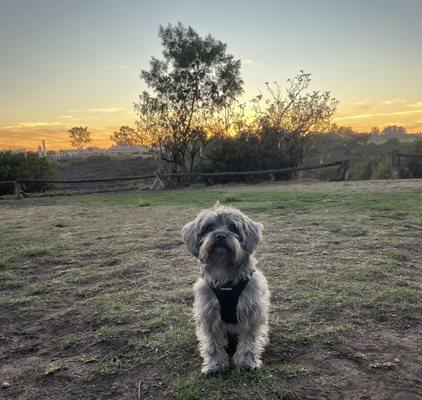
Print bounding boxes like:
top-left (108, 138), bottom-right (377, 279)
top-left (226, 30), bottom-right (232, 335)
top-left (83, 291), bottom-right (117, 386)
top-left (243, 217), bottom-right (263, 255)
top-left (181, 220), bottom-right (199, 257)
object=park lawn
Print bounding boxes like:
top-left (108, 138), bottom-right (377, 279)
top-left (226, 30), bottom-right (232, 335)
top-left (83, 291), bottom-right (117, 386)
top-left (0, 179), bottom-right (421, 399)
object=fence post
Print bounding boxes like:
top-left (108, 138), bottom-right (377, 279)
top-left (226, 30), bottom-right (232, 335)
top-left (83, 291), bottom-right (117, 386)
top-left (391, 150), bottom-right (400, 179)
top-left (342, 160), bottom-right (350, 181)
top-left (14, 181), bottom-right (22, 199)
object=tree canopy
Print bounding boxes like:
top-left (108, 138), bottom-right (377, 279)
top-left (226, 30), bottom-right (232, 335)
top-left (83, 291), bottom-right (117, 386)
top-left (110, 126), bottom-right (137, 146)
top-left (135, 23), bottom-right (243, 172)
top-left (68, 127), bottom-right (92, 151)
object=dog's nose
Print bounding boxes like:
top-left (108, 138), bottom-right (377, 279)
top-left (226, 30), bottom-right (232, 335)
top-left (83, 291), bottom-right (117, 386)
top-left (215, 233), bottom-right (226, 241)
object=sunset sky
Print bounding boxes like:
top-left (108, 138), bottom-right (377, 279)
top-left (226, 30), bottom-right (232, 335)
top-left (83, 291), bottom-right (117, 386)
top-left (1, 0), bottom-right (422, 150)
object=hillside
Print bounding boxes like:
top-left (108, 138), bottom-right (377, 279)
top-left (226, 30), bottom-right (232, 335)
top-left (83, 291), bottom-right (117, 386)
top-left (52, 154), bottom-right (155, 180)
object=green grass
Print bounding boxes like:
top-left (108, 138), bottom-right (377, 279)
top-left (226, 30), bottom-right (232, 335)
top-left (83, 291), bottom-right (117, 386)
top-left (58, 334), bottom-right (79, 350)
top-left (96, 325), bottom-right (119, 342)
top-left (95, 357), bottom-right (122, 375)
top-left (66, 187), bottom-right (422, 216)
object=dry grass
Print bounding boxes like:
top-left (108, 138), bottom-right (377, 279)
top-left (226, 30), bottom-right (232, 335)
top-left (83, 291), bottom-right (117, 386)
top-left (0, 179), bottom-right (421, 399)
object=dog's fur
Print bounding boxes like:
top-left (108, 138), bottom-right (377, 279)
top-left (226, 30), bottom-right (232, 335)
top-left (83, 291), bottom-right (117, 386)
top-left (181, 203), bottom-right (270, 374)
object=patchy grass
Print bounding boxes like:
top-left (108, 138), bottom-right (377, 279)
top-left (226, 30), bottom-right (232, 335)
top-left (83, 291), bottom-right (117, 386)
top-left (95, 357), bottom-right (122, 375)
top-left (58, 334), bottom-right (80, 350)
top-left (96, 325), bottom-right (119, 342)
top-left (0, 180), bottom-right (421, 399)
top-left (370, 361), bottom-right (396, 370)
top-left (43, 363), bottom-right (61, 376)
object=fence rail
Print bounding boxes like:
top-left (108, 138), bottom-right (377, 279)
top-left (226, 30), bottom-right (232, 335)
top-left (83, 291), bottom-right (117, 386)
top-left (2, 159), bottom-right (349, 199)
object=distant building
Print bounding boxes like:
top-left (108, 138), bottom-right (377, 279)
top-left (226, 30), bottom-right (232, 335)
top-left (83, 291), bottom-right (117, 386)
top-left (43, 144), bottom-right (147, 160)
top-left (0, 148), bottom-right (28, 154)
top-left (106, 144), bottom-right (147, 155)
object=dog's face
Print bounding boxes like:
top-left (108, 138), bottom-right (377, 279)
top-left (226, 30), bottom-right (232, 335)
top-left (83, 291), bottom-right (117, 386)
top-left (181, 203), bottom-right (263, 267)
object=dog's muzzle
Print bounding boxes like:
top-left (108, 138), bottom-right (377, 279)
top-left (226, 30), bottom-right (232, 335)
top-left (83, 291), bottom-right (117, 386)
top-left (212, 233), bottom-right (232, 252)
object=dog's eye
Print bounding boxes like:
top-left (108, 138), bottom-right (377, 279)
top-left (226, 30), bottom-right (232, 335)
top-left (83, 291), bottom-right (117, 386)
top-left (228, 223), bottom-right (239, 235)
top-left (200, 224), bottom-right (213, 236)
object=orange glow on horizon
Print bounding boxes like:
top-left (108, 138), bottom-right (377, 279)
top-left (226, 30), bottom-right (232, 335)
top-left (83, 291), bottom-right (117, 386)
top-left (1, 108), bottom-right (422, 151)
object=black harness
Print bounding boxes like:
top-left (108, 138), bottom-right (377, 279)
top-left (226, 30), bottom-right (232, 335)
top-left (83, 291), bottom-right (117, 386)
top-left (209, 275), bottom-right (252, 324)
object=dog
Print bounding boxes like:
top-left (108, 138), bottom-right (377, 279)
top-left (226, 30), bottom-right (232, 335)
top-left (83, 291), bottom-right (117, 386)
top-left (181, 203), bottom-right (270, 374)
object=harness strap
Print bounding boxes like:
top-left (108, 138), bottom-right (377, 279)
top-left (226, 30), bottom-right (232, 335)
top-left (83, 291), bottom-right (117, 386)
top-left (209, 275), bottom-right (252, 324)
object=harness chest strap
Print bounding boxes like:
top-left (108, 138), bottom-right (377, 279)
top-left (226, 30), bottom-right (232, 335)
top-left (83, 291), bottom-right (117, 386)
top-left (209, 274), bottom-right (252, 324)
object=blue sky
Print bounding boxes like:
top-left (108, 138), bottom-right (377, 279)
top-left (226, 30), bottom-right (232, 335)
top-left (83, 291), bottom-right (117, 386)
top-left (1, 0), bottom-right (421, 149)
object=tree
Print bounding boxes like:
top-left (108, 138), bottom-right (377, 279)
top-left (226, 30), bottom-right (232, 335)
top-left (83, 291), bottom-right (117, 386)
top-left (68, 127), bottom-right (92, 151)
top-left (134, 23), bottom-right (243, 173)
top-left (370, 126), bottom-right (381, 136)
top-left (382, 125), bottom-right (406, 139)
top-left (110, 126), bottom-right (137, 146)
top-left (251, 71), bottom-right (339, 168)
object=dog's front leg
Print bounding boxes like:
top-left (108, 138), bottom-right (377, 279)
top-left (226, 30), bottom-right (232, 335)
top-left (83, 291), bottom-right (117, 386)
top-left (233, 323), bottom-right (267, 371)
top-left (196, 317), bottom-right (229, 374)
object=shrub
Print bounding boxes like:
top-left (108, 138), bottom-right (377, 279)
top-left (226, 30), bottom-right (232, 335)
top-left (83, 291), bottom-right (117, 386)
top-left (318, 166), bottom-right (343, 181)
top-left (350, 156), bottom-right (390, 180)
top-left (198, 133), bottom-right (291, 183)
top-left (402, 139), bottom-right (422, 178)
top-left (0, 152), bottom-right (59, 195)
top-left (371, 158), bottom-right (390, 179)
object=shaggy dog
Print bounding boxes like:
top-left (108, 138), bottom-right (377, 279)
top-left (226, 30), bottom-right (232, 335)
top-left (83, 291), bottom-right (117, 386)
top-left (181, 203), bottom-right (270, 374)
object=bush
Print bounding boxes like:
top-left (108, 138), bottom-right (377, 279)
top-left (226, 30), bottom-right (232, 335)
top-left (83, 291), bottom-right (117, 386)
top-left (318, 166), bottom-right (343, 181)
top-left (198, 133), bottom-right (291, 183)
top-left (402, 139), bottom-right (422, 178)
top-left (371, 158), bottom-right (390, 179)
top-left (0, 152), bottom-right (59, 195)
top-left (350, 156), bottom-right (390, 180)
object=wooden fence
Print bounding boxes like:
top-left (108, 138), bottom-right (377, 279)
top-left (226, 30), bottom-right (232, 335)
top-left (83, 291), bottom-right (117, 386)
top-left (391, 150), bottom-right (422, 179)
top-left (3, 160), bottom-right (349, 199)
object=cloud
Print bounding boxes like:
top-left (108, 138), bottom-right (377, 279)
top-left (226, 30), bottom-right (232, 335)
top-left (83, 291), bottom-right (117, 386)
top-left (344, 99), bottom-right (373, 112)
top-left (334, 109), bottom-right (422, 121)
top-left (101, 64), bottom-right (131, 70)
top-left (407, 101), bottom-right (422, 108)
top-left (59, 115), bottom-right (75, 119)
top-left (67, 107), bottom-right (126, 113)
top-left (88, 107), bottom-right (126, 113)
top-left (381, 98), bottom-right (407, 105)
top-left (243, 59), bottom-right (259, 66)
top-left (2, 122), bottom-right (62, 129)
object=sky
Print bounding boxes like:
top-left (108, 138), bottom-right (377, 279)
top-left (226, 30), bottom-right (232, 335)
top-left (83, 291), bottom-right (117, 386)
top-left (1, 0), bottom-right (422, 150)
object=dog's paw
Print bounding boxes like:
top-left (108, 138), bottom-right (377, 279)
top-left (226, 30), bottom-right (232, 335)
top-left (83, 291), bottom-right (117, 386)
top-left (234, 355), bottom-right (262, 371)
top-left (201, 360), bottom-right (229, 375)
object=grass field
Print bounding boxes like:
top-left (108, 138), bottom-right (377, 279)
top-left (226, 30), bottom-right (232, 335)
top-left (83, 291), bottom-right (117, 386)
top-left (1, 179), bottom-right (421, 399)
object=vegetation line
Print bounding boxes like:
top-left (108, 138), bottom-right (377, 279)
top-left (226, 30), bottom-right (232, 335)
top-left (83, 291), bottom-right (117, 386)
top-left (3, 160), bottom-right (346, 184)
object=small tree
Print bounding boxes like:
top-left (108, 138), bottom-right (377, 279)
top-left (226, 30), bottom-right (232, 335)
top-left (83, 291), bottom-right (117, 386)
top-left (68, 127), bottom-right (92, 151)
top-left (110, 126), bottom-right (137, 146)
top-left (382, 125), bottom-right (407, 139)
top-left (135, 23), bottom-right (243, 173)
top-left (252, 71), bottom-right (338, 168)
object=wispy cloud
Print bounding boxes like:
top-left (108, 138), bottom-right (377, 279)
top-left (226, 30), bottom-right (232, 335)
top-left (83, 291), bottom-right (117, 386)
top-left (334, 109), bottom-right (422, 121)
top-left (407, 101), bottom-right (422, 108)
top-left (381, 98), bottom-right (407, 105)
top-left (3, 122), bottom-right (62, 129)
top-left (67, 107), bottom-right (126, 113)
top-left (58, 115), bottom-right (75, 119)
top-left (88, 107), bottom-right (126, 113)
top-left (243, 58), bottom-right (259, 66)
top-left (101, 64), bottom-right (131, 70)
top-left (343, 99), bottom-right (373, 111)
